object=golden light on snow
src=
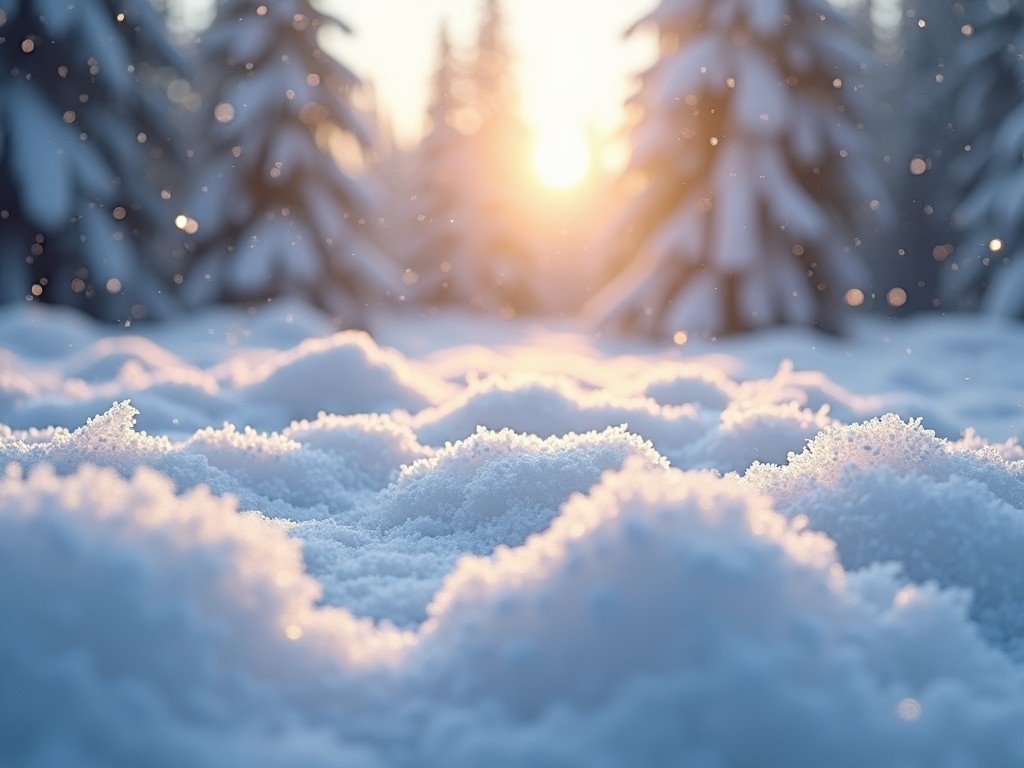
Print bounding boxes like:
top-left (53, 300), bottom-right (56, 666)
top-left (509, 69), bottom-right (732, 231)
top-left (533, 130), bottom-right (591, 189)
top-left (989, 238), bottom-right (1003, 253)
top-left (845, 288), bottom-right (865, 307)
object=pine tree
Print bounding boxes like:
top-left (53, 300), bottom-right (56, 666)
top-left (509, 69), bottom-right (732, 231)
top-left (942, 1), bottom-right (1024, 316)
top-left (404, 23), bottom-right (476, 305)
top-left (591, 0), bottom-right (882, 337)
top-left (414, 0), bottom-right (539, 316)
top-left (461, 0), bottom-right (540, 315)
top-left (182, 0), bottom-right (399, 324)
top-left (0, 1), bottom-right (183, 320)
top-left (888, 0), bottom-right (963, 312)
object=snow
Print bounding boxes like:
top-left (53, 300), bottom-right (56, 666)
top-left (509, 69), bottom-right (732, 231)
top-left (3, 299), bottom-right (1024, 765)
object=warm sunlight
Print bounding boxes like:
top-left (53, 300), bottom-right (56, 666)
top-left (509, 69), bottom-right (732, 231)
top-left (533, 130), bottom-right (591, 188)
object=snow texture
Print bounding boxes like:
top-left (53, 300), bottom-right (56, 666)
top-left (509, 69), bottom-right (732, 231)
top-left (3, 300), bottom-right (1024, 765)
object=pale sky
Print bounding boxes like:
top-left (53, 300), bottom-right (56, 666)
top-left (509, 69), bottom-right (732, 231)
top-left (328, 1), bottom-right (659, 150)
top-left (176, 1), bottom-right (888, 157)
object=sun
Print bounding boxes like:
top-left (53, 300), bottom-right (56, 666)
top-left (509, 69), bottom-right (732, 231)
top-left (532, 130), bottom-right (591, 189)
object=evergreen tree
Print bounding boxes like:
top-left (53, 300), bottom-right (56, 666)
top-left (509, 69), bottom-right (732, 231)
top-left (402, 0), bottom-right (548, 316)
top-left (591, 0), bottom-right (882, 337)
top-left (888, 0), bottom-right (963, 312)
top-left (942, 1), bottom-right (1024, 316)
top-left (182, 0), bottom-right (399, 324)
top-left (462, 0), bottom-right (540, 314)
top-left (404, 23), bottom-right (476, 305)
top-left (0, 0), bottom-right (183, 320)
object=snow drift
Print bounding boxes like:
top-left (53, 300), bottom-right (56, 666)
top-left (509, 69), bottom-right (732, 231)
top-left (2, 302), bottom-right (1024, 765)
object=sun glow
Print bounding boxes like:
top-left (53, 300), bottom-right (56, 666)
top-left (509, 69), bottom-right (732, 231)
top-left (533, 131), bottom-right (591, 189)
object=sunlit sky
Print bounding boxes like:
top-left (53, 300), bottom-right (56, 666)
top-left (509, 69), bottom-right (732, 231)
top-left (329, 1), bottom-right (659, 151)
top-left (176, 0), bottom-right (897, 167)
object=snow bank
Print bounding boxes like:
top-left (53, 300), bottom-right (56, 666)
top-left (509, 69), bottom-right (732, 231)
top-left (3, 303), bottom-right (1024, 764)
top-left (748, 415), bottom-right (1024, 656)
top-left (410, 461), bottom-right (1024, 766)
top-left (0, 463), bottom-right (392, 768)
top-left (6, 458), bottom-right (1024, 766)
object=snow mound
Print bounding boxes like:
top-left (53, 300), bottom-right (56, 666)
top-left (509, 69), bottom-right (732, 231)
top-left (632, 361), bottom-right (739, 408)
top-left (410, 373), bottom-right (705, 460)
top-left (0, 403), bottom-right (419, 523)
top-left (0, 401), bottom-right (173, 476)
top-left (408, 460), bottom-right (1024, 765)
top-left (7, 456), bottom-right (1024, 765)
top-left (4, 303), bottom-right (1024, 763)
top-left (233, 331), bottom-right (442, 429)
top-left (689, 401), bottom-right (836, 472)
top-left (284, 412), bottom-right (431, 489)
top-left (376, 425), bottom-right (664, 540)
top-left (0, 463), bottom-right (394, 768)
top-left (748, 415), bottom-right (1024, 655)
top-left (304, 425), bottom-right (665, 627)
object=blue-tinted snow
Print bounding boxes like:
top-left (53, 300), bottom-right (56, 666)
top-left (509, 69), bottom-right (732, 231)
top-left (1, 299), bottom-right (1024, 766)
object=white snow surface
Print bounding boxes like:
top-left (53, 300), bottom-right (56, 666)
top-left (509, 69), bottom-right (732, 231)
top-left (2, 300), bottom-right (1024, 766)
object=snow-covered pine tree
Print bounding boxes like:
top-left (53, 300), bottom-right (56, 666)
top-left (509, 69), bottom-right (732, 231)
top-left (182, 0), bottom-right (399, 324)
top-left (942, 1), bottom-right (1024, 316)
top-left (469, 0), bottom-right (542, 314)
top-left (591, 0), bottom-right (882, 337)
top-left (435, 0), bottom-right (539, 315)
top-left (0, 1), bottom-right (183, 320)
top-left (888, 0), bottom-right (963, 312)
top-left (404, 23), bottom-right (476, 305)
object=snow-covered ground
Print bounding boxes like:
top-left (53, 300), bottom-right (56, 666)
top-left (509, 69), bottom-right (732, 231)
top-left (3, 300), bottom-right (1024, 765)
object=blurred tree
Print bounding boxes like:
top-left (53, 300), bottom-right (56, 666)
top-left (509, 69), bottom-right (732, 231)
top-left (0, 0), bottom-right (183, 320)
top-left (403, 23), bottom-right (476, 305)
top-left (422, 0), bottom-right (541, 316)
top-left (468, 0), bottom-right (543, 314)
top-left (886, 0), bottom-right (963, 312)
top-left (591, 0), bottom-right (883, 337)
top-left (181, 0), bottom-right (399, 325)
top-left (942, 0), bottom-right (1024, 316)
